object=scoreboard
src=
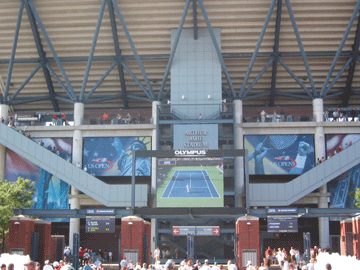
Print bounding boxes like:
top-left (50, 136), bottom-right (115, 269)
top-left (85, 216), bottom-right (115, 233)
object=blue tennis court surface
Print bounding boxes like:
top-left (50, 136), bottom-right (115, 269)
top-left (161, 170), bottom-right (220, 198)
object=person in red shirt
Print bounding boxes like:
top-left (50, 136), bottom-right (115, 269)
top-left (61, 112), bottom-right (67, 125)
top-left (102, 112), bottom-right (109, 124)
top-left (79, 247), bottom-right (85, 266)
top-left (52, 113), bottom-right (57, 125)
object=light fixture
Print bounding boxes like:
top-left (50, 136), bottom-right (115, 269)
top-left (246, 222), bottom-right (251, 226)
top-left (208, 95), bottom-right (211, 100)
top-left (182, 95), bottom-right (185, 100)
top-left (167, 100), bottom-right (171, 104)
top-left (14, 221), bottom-right (20, 225)
top-left (128, 221), bottom-right (133, 225)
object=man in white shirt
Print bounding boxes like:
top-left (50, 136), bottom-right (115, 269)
top-left (200, 260), bottom-right (211, 270)
top-left (153, 247), bottom-right (161, 261)
top-left (43, 261), bottom-right (53, 270)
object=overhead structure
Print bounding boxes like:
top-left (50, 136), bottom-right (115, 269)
top-left (0, 0), bottom-right (360, 112)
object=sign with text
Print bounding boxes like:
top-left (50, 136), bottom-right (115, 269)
top-left (85, 216), bottom-right (115, 233)
top-left (172, 226), bottom-right (220, 236)
top-left (174, 124), bottom-right (218, 150)
top-left (86, 209), bottom-right (115, 215)
top-left (267, 217), bottom-right (298, 233)
top-left (267, 208), bottom-right (298, 215)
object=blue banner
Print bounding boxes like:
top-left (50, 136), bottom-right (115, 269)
top-left (244, 135), bottom-right (315, 175)
top-left (83, 137), bottom-right (151, 176)
top-left (5, 138), bottom-right (72, 222)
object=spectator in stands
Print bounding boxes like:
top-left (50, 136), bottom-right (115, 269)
top-left (350, 107), bottom-right (358, 121)
top-left (117, 114), bottom-right (123, 124)
top-left (280, 109), bottom-right (285, 122)
top-left (260, 110), bottom-right (266, 122)
top-left (199, 113), bottom-right (202, 120)
top-left (52, 113), bottom-right (57, 125)
top-left (127, 113), bottom-right (132, 124)
top-left (61, 112), bottom-right (67, 125)
top-left (102, 112), bottom-right (109, 124)
top-left (325, 263), bottom-right (331, 270)
top-left (332, 108), bottom-right (339, 121)
top-left (323, 110), bottom-right (329, 121)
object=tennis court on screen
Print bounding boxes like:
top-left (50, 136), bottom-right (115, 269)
top-left (161, 170), bottom-right (220, 198)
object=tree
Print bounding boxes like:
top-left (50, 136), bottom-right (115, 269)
top-left (0, 177), bottom-right (35, 253)
top-left (350, 187), bottom-right (360, 208)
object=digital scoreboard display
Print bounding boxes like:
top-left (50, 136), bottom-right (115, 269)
top-left (86, 216), bottom-right (115, 233)
top-left (267, 216), bottom-right (298, 233)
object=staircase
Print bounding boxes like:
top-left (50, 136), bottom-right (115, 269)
top-left (0, 123), bottom-right (148, 207)
top-left (249, 140), bottom-right (360, 206)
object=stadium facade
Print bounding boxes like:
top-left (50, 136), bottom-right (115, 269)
top-left (2, 0), bottom-right (360, 266)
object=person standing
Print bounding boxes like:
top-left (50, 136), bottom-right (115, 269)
top-left (153, 247), bottom-right (161, 261)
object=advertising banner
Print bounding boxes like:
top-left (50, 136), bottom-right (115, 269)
top-left (173, 124), bottom-right (218, 150)
top-left (83, 137), bottom-right (151, 176)
top-left (5, 138), bottom-right (72, 222)
top-left (325, 134), bottom-right (360, 157)
top-left (244, 135), bottom-right (315, 175)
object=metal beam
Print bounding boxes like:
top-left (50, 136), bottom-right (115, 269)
top-left (320, 0), bottom-right (360, 97)
top-left (278, 58), bottom-right (313, 97)
top-left (80, 0), bottom-right (106, 102)
top-left (322, 57), bottom-right (353, 97)
top-left (239, 0), bottom-right (277, 98)
top-left (111, 0), bottom-right (154, 98)
top-left (198, 0), bottom-right (236, 98)
top-left (84, 61), bottom-right (117, 101)
top-left (24, 0), bottom-right (59, 111)
top-left (27, 0), bottom-right (76, 101)
top-left (158, 0), bottom-right (192, 100)
top-left (46, 64), bottom-right (74, 99)
top-left (276, 91), bottom-right (313, 100)
top-left (285, 0), bottom-right (317, 97)
top-left (54, 95), bottom-right (75, 104)
top-left (85, 94), bottom-right (122, 104)
top-left (4, 1), bottom-right (24, 103)
top-left (193, 0), bottom-right (198, 40)
top-left (242, 92), bottom-right (270, 101)
top-left (342, 10), bottom-right (360, 107)
top-left (108, 0), bottom-right (129, 109)
top-left (10, 95), bottom-right (50, 106)
top-left (270, 0), bottom-right (282, 106)
top-left (8, 64), bottom-right (41, 103)
top-left (243, 58), bottom-right (274, 97)
top-left (121, 62), bottom-right (152, 99)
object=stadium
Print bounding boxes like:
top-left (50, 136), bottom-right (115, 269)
top-left (1, 0), bottom-right (360, 267)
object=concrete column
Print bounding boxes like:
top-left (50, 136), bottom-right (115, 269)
top-left (151, 101), bottom-right (161, 258)
top-left (312, 98), bottom-right (330, 249)
top-left (234, 99), bottom-right (245, 207)
top-left (0, 104), bottom-right (9, 181)
top-left (69, 103), bottom-right (84, 250)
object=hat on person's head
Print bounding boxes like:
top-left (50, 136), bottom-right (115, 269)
top-left (24, 262), bottom-right (36, 267)
top-left (246, 261), bottom-right (252, 267)
top-left (53, 262), bottom-right (59, 268)
top-left (1, 264), bottom-right (6, 269)
top-left (45, 261), bottom-right (49, 265)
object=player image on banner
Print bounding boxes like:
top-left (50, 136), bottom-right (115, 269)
top-left (83, 137), bottom-right (151, 176)
top-left (244, 135), bottom-right (315, 175)
top-left (156, 157), bottom-right (224, 207)
top-left (326, 134), bottom-right (360, 156)
top-left (5, 138), bottom-right (72, 222)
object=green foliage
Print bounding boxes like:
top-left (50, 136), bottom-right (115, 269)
top-left (0, 177), bottom-right (35, 252)
top-left (350, 188), bottom-right (360, 208)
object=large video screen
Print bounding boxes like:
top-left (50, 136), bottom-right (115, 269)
top-left (5, 138), bottom-right (72, 222)
top-left (156, 157), bottom-right (224, 207)
top-left (83, 137), bottom-right (151, 176)
top-left (244, 135), bottom-right (315, 175)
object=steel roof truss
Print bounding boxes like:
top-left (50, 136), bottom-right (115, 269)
top-left (111, 0), bottom-right (154, 98)
top-left (84, 61), bottom-right (117, 102)
top-left (54, 95), bottom-right (75, 104)
top-left (320, 0), bottom-right (360, 97)
top-left (221, 85), bottom-right (232, 99)
top-left (121, 62), bottom-right (152, 99)
top-left (46, 64), bottom-right (74, 100)
top-left (80, 0), bottom-right (106, 103)
top-left (242, 92), bottom-right (271, 101)
top-left (278, 58), bottom-right (313, 98)
top-left (10, 95), bottom-right (50, 106)
top-left (4, 1), bottom-right (24, 104)
top-left (85, 94), bottom-right (122, 104)
top-left (193, 0), bottom-right (198, 40)
top-left (27, 0), bottom-right (76, 101)
top-left (285, 0), bottom-right (317, 97)
top-left (243, 58), bottom-right (274, 98)
top-left (276, 91), bottom-right (313, 100)
top-left (198, 0), bottom-right (236, 99)
top-left (8, 64), bottom-right (41, 103)
top-left (342, 11), bottom-right (360, 107)
top-left (158, 0), bottom-right (192, 100)
top-left (270, 0), bottom-right (283, 106)
top-left (323, 57), bottom-right (353, 97)
top-left (108, 0), bottom-right (128, 109)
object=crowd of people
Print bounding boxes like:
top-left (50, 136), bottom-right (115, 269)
top-left (98, 112), bottom-right (143, 125)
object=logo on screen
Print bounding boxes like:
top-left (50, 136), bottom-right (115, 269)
top-left (88, 158), bottom-right (114, 172)
top-left (273, 156), bottom-right (296, 170)
top-left (174, 150), bottom-right (207, 157)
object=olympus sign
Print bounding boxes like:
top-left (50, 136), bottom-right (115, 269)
top-left (174, 150), bottom-right (207, 157)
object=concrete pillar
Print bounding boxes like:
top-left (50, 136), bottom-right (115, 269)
top-left (69, 103), bottom-right (84, 251)
top-left (313, 98), bottom-right (330, 249)
top-left (234, 99), bottom-right (245, 207)
top-left (151, 101), bottom-right (161, 258)
top-left (0, 104), bottom-right (9, 181)
top-left (236, 216), bottom-right (260, 268)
